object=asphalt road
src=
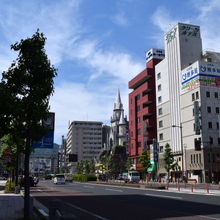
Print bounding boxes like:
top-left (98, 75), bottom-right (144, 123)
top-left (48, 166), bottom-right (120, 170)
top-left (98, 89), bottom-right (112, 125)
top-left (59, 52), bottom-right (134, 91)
top-left (31, 180), bottom-right (220, 220)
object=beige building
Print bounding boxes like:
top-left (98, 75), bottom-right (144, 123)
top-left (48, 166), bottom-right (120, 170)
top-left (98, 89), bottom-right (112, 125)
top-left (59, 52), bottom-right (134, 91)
top-left (156, 23), bottom-right (220, 183)
top-left (66, 121), bottom-right (103, 173)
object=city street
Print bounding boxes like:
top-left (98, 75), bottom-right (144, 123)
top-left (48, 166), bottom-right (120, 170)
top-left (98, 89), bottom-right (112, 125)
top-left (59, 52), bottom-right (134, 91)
top-left (31, 180), bottom-right (220, 220)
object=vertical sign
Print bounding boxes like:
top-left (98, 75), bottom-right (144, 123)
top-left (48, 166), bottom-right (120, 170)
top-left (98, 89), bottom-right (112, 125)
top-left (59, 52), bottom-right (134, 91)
top-left (194, 101), bottom-right (200, 135)
top-left (33, 112), bottom-right (55, 148)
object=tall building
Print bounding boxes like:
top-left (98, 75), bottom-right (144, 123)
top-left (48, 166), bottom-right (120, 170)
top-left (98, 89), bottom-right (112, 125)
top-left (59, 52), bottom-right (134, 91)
top-left (66, 121), bottom-right (103, 173)
top-left (156, 23), bottom-right (220, 183)
top-left (109, 90), bottom-right (128, 149)
top-left (128, 48), bottom-right (164, 171)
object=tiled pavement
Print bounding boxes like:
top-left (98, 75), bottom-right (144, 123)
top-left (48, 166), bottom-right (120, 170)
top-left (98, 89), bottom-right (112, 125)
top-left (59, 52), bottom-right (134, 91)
top-left (0, 180), bottom-right (23, 220)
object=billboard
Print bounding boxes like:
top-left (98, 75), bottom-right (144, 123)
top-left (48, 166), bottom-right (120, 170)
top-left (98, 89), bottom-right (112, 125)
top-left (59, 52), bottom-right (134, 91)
top-left (30, 158), bottom-right (51, 173)
top-left (181, 61), bottom-right (220, 94)
top-left (33, 112), bottom-right (55, 148)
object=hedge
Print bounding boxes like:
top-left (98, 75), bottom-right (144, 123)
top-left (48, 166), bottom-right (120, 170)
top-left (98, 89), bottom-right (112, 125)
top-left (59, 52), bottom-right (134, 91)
top-left (4, 180), bottom-right (15, 193)
top-left (72, 174), bottom-right (97, 182)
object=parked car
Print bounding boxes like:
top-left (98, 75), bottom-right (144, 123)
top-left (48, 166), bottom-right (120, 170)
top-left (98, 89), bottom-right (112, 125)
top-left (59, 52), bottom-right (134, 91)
top-left (20, 176), bottom-right (35, 187)
top-left (53, 174), bottom-right (65, 184)
top-left (45, 174), bottom-right (55, 180)
top-left (0, 176), bottom-right (7, 180)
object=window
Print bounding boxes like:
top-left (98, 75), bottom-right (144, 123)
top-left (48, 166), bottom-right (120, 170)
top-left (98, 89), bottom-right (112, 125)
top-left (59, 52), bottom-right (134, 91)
top-left (137, 129), bottom-right (141, 135)
top-left (192, 93), bottom-right (195, 101)
top-left (136, 94), bottom-right (140, 100)
top-left (218, 138), bottom-right (220, 145)
top-left (215, 92), bottom-right (218, 98)
top-left (157, 72), bottom-right (161, 79)
top-left (191, 155), bottom-right (193, 164)
top-left (209, 137), bottom-right (213, 145)
top-left (216, 107), bottom-right (219, 114)
top-left (160, 146), bottom-right (164, 152)
top-left (159, 108), bottom-right (163, 115)
top-left (159, 120), bottom-right (163, 128)
top-left (217, 122), bottom-right (219, 130)
top-left (137, 117), bottom-right (140, 123)
top-left (196, 154), bottom-right (198, 163)
top-left (208, 122), bottom-right (212, 129)
top-left (136, 105), bottom-right (140, 111)
top-left (196, 91), bottom-right (199, 99)
top-left (158, 84), bottom-right (162, 91)
top-left (206, 91), bottom-right (210, 97)
top-left (158, 96), bottom-right (162, 103)
top-left (159, 133), bottom-right (163, 140)
top-left (192, 108), bottom-right (195, 116)
top-left (207, 106), bottom-right (211, 113)
top-left (199, 154), bottom-right (201, 164)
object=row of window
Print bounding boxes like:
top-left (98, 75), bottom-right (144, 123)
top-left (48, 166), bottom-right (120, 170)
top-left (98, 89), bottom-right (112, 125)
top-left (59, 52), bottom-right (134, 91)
top-left (206, 106), bottom-right (220, 114)
top-left (206, 91), bottom-right (219, 98)
top-left (191, 154), bottom-right (202, 164)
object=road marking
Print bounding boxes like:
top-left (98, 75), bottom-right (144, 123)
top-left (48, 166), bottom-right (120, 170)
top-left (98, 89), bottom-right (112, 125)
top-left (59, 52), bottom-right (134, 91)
top-left (145, 193), bottom-right (182, 200)
top-left (38, 209), bottom-right (48, 217)
top-left (65, 202), bottom-right (109, 220)
top-left (105, 188), bottom-right (123, 192)
top-left (83, 186), bottom-right (94, 188)
top-left (198, 215), bottom-right (220, 220)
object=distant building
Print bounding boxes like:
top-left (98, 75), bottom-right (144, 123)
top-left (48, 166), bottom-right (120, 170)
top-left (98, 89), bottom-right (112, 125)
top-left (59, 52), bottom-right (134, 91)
top-left (109, 90), bottom-right (128, 149)
top-left (66, 121), bottom-right (103, 173)
top-left (29, 143), bottom-right (59, 174)
top-left (128, 48), bottom-right (164, 171)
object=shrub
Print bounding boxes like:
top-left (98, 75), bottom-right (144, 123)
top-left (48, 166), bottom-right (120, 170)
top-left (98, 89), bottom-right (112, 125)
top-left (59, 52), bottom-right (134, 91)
top-left (72, 174), bottom-right (97, 182)
top-left (4, 180), bottom-right (15, 193)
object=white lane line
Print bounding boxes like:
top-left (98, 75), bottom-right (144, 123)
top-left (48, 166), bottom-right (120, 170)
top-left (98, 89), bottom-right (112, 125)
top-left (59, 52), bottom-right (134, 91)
top-left (38, 209), bottom-right (48, 217)
top-left (83, 186), bottom-right (94, 188)
top-left (65, 202), bottom-right (109, 220)
top-left (105, 188), bottom-right (123, 192)
top-left (198, 215), bottom-right (220, 220)
top-left (145, 193), bottom-right (182, 200)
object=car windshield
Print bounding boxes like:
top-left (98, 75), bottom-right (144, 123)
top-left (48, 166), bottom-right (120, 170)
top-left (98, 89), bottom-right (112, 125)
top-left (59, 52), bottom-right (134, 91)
top-left (131, 173), bottom-right (140, 177)
top-left (56, 175), bottom-right (65, 178)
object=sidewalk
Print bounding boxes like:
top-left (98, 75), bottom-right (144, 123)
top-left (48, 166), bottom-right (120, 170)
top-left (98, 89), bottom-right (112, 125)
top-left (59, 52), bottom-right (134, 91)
top-left (0, 180), bottom-right (23, 220)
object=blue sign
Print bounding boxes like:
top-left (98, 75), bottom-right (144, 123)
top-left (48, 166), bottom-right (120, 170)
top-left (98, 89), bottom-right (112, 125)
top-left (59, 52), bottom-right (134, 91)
top-left (33, 113), bottom-right (55, 149)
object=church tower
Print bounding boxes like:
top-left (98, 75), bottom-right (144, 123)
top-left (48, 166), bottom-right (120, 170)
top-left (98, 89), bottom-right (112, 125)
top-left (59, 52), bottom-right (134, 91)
top-left (109, 89), bottom-right (128, 148)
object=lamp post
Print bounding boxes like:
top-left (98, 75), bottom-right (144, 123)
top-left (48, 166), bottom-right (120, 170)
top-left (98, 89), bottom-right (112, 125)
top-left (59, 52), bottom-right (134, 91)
top-left (172, 123), bottom-right (185, 178)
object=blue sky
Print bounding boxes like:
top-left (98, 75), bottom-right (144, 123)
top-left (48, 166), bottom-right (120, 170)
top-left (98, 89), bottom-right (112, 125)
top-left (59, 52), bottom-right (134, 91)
top-left (0, 0), bottom-right (220, 144)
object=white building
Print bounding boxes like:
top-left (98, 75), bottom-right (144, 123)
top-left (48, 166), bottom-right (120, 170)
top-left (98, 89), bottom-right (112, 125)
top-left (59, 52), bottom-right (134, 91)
top-left (66, 121), bottom-right (103, 173)
top-left (156, 23), bottom-right (220, 183)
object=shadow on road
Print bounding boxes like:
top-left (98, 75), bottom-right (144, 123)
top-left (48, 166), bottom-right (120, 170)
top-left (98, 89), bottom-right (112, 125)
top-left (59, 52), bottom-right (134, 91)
top-left (35, 193), bottom-right (220, 220)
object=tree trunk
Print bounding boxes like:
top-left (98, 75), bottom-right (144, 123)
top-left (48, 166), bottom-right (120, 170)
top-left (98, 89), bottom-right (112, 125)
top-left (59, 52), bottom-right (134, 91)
top-left (24, 136), bottom-right (30, 219)
top-left (15, 150), bottom-right (19, 186)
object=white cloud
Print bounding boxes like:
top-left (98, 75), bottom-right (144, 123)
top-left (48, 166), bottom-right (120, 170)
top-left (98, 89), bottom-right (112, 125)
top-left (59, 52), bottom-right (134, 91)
top-left (0, 0), bottom-right (144, 144)
top-left (152, 1), bottom-right (220, 52)
top-left (191, 0), bottom-right (220, 52)
top-left (112, 12), bottom-right (128, 26)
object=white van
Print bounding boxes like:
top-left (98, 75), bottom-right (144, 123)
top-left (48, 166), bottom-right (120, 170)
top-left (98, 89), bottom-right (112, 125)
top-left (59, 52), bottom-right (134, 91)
top-left (53, 174), bottom-right (65, 184)
top-left (123, 171), bottom-right (140, 183)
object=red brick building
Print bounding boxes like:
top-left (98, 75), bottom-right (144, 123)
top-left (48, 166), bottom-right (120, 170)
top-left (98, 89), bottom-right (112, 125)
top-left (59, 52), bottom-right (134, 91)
top-left (128, 48), bottom-right (164, 170)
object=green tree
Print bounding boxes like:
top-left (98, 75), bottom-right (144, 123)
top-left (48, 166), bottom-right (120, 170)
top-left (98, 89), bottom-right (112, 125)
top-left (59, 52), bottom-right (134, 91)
top-left (164, 143), bottom-right (175, 181)
top-left (1, 30), bottom-right (57, 219)
top-left (76, 161), bottom-right (84, 174)
top-left (139, 149), bottom-right (151, 180)
top-left (108, 145), bottom-right (127, 177)
top-left (126, 157), bottom-right (132, 171)
top-left (99, 150), bottom-right (110, 172)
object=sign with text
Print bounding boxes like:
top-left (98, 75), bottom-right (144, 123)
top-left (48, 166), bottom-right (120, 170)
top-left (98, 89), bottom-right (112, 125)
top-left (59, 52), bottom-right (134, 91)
top-left (33, 112), bottom-right (55, 148)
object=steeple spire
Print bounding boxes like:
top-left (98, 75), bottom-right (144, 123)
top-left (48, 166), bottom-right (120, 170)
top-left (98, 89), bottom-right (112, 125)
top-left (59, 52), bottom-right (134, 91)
top-left (114, 89), bottom-right (123, 110)
top-left (119, 109), bottom-right (126, 125)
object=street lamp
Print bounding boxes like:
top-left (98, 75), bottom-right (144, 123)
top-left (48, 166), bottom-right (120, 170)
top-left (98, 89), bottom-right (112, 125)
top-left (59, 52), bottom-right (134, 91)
top-left (172, 123), bottom-right (185, 178)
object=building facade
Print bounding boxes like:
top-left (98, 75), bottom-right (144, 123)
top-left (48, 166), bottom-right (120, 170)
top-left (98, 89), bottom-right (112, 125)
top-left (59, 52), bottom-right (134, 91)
top-left (128, 48), bottom-right (164, 171)
top-left (66, 121), bottom-right (103, 173)
top-left (156, 23), bottom-right (220, 183)
top-left (109, 90), bottom-right (128, 149)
